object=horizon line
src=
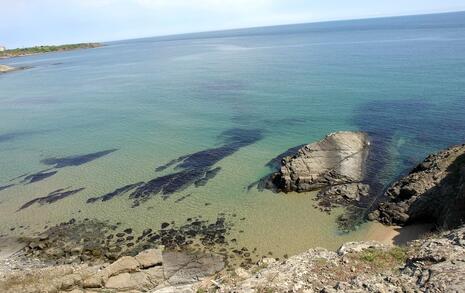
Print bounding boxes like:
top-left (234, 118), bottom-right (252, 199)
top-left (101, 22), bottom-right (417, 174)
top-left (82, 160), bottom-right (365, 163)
top-left (7, 9), bottom-right (465, 49)
top-left (112, 9), bottom-right (464, 43)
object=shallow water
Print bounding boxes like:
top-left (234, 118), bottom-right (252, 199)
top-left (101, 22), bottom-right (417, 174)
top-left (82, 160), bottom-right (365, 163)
top-left (1, 12), bottom-right (465, 260)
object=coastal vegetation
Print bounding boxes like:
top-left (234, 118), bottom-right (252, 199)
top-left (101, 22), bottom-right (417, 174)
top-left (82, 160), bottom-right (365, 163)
top-left (0, 43), bottom-right (101, 58)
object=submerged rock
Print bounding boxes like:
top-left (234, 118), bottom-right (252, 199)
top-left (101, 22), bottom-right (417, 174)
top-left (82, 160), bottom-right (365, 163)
top-left (41, 149), bottom-right (118, 168)
top-left (372, 143), bottom-right (465, 228)
top-left (21, 170), bottom-right (58, 184)
top-left (270, 131), bottom-right (370, 192)
top-left (17, 187), bottom-right (85, 211)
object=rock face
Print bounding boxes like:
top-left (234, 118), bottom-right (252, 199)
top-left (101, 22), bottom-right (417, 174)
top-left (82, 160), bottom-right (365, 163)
top-left (317, 182), bottom-right (370, 203)
top-left (223, 226), bottom-right (465, 292)
top-left (372, 143), bottom-right (465, 228)
top-left (0, 248), bottom-right (225, 293)
top-left (270, 131), bottom-right (370, 193)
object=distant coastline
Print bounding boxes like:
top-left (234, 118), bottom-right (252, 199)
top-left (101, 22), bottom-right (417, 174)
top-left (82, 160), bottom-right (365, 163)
top-left (0, 42), bottom-right (102, 59)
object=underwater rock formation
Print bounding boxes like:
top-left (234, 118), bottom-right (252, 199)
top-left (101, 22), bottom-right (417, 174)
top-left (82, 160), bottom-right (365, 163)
top-left (89, 128), bottom-right (262, 207)
top-left (17, 187), bottom-right (85, 211)
top-left (41, 149), bottom-right (118, 168)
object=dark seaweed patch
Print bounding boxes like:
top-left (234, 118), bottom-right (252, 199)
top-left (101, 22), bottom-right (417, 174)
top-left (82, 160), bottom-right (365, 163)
top-left (22, 170), bottom-right (58, 184)
top-left (88, 128), bottom-right (262, 207)
top-left (41, 149), bottom-right (118, 168)
top-left (86, 182), bottom-right (144, 203)
top-left (17, 187), bottom-right (85, 211)
top-left (0, 184), bottom-right (14, 191)
top-left (155, 158), bottom-right (183, 172)
top-left (195, 167), bottom-right (221, 187)
top-left (128, 128), bottom-right (262, 206)
top-left (130, 169), bottom-right (207, 203)
top-left (22, 215), bottom-right (237, 265)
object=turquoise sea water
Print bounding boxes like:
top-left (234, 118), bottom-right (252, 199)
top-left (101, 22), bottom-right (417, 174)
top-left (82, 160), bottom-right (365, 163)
top-left (1, 12), bottom-right (465, 259)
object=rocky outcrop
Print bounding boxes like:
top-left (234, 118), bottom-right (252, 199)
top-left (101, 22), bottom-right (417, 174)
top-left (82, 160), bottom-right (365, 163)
top-left (317, 182), bottom-right (370, 205)
top-left (0, 248), bottom-right (224, 293)
top-left (270, 131), bottom-right (370, 193)
top-left (4, 227), bottom-right (465, 292)
top-left (221, 226), bottom-right (465, 292)
top-left (371, 143), bottom-right (465, 228)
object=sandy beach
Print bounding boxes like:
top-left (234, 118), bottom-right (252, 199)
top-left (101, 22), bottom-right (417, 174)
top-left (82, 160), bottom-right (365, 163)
top-left (365, 222), bottom-right (434, 246)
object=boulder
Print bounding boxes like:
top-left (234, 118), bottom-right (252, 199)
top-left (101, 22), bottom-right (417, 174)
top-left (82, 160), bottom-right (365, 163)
top-left (135, 248), bottom-right (163, 268)
top-left (270, 131), bottom-right (370, 193)
top-left (163, 251), bottom-right (224, 285)
top-left (105, 272), bottom-right (152, 291)
top-left (104, 256), bottom-right (140, 277)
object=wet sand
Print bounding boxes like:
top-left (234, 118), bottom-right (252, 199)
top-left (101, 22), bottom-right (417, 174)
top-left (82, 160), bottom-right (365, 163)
top-left (366, 222), bottom-right (434, 246)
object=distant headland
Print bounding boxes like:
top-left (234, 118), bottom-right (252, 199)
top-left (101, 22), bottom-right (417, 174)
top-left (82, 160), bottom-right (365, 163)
top-left (0, 42), bottom-right (102, 59)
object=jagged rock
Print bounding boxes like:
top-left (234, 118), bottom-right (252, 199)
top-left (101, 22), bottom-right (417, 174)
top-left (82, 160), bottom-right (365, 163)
top-left (337, 241), bottom-right (390, 255)
top-left (373, 143), bottom-right (465, 228)
top-left (270, 131), bottom-right (370, 192)
top-left (222, 226), bottom-right (465, 292)
top-left (318, 183), bottom-right (370, 203)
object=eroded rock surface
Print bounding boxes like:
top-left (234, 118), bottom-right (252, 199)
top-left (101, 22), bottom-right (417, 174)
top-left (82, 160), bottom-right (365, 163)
top-left (221, 226), bottom-right (465, 293)
top-left (372, 143), bottom-right (465, 228)
top-left (269, 131), bottom-right (370, 193)
top-left (0, 248), bottom-right (225, 293)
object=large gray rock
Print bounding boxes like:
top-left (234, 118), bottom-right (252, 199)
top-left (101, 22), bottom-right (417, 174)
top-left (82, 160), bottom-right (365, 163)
top-left (163, 251), bottom-right (224, 285)
top-left (135, 248), bottom-right (163, 269)
top-left (373, 143), bottom-right (465, 228)
top-left (270, 131), bottom-right (370, 193)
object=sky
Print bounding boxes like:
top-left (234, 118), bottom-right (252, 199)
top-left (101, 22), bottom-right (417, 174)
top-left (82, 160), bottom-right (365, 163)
top-left (1, 0), bottom-right (465, 48)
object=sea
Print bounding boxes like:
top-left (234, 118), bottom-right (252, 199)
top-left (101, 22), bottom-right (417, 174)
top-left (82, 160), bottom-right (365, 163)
top-left (1, 11), bottom-right (464, 261)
